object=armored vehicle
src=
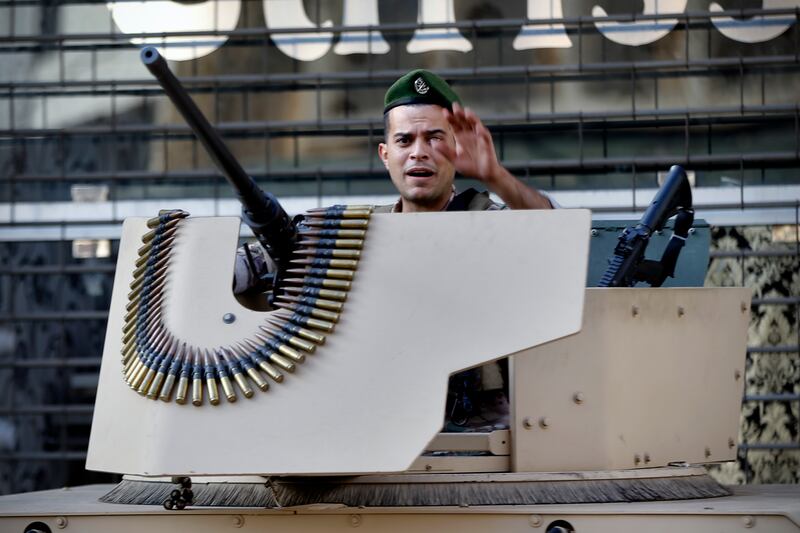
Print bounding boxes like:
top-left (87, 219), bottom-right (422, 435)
top-left (1, 48), bottom-right (798, 533)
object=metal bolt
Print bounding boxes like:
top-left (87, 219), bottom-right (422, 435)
top-left (573, 392), bottom-right (585, 404)
top-left (350, 514), bottom-right (362, 527)
top-left (688, 228), bottom-right (696, 235)
top-left (705, 447), bottom-right (712, 458)
top-left (677, 306), bottom-right (685, 317)
top-left (523, 417), bottom-right (534, 430)
top-left (223, 313), bottom-right (236, 324)
top-left (538, 417), bottom-right (550, 429)
top-left (232, 515), bottom-right (244, 528)
top-left (644, 453), bottom-right (651, 464)
top-left (529, 515), bottom-right (543, 528)
top-left (634, 454), bottom-right (641, 466)
top-left (742, 515), bottom-right (755, 528)
top-left (591, 229), bottom-right (599, 237)
top-left (631, 305), bottom-right (639, 317)
top-left (55, 516), bottom-right (68, 529)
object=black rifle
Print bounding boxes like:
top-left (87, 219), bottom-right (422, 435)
top-left (598, 165), bottom-right (694, 287)
top-left (140, 46), bottom-right (296, 275)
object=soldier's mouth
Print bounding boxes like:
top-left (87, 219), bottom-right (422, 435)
top-left (406, 167), bottom-right (435, 178)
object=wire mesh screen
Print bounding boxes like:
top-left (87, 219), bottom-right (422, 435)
top-left (0, 0), bottom-right (799, 494)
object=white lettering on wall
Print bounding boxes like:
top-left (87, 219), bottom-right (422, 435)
top-left (107, 1), bottom-right (797, 61)
top-left (407, 0), bottom-right (472, 54)
top-left (108, 0), bottom-right (241, 61)
top-left (709, 0), bottom-right (799, 43)
top-left (263, 0), bottom-right (333, 61)
top-left (334, 0), bottom-right (390, 55)
top-left (592, 0), bottom-right (687, 46)
top-left (514, 0), bottom-right (572, 50)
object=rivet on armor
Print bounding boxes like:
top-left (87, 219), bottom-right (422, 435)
top-left (705, 447), bottom-right (712, 458)
top-left (729, 438), bottom-right (736, 449)
top-left (741, 301), bottom-right (748, 313)
top-left (55, 516), bottom-right (68, 529)
top-left (677, 306), bottom-right (685, 317)
top-left (631, 305), bottom-right (639, 317)
top-left (734, 369), bottom-right (742, 381)
top-left (644, 453), bottom-right (651, 464)
top-left (590, 229), bottom-right (598, 237)
top-left (232, 515), bottom-right (244, 528)
top-left (350, 514), bottom-right (362, 527)
top-left (223, 313), bottom-right (236, 324)
top-left (573, 392), bottom-right (584, 404)
top-left (522, 417), bottom-right (534, 430)
top-left (538, 417), bottom-right (550, 429)
top-left (634, 454), bottom-right (641, 466)
top-left (741, 515), bottom-right (755, 528)
top-left (529, 515), bottom-right (543, 528)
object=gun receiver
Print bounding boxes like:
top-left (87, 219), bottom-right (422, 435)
top-left (140, 46), bottom-right (295, 272)
top-left (598, 165), bottom-right (694, 288)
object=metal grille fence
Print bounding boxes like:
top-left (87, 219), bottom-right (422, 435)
top-left (0, 0), bottom-right (799, 493)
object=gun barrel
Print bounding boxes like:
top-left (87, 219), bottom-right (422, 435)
top-left (640, 165), bottom-right (692, 233)
top-left (140, 46), bottom-right (295, 265)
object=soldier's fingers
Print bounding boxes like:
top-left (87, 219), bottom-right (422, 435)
top-left (433, 139), bottom-right (456, 162)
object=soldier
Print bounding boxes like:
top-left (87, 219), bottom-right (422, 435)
top-left (234, 69), bottom-right (557, 430)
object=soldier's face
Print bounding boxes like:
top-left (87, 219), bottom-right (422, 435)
top-left (379, 105), bottom-right (456, 212)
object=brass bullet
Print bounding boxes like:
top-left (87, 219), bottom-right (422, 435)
top-left (129, 263), bottom-right (168, 294)
top-left (297, 229), bottom-right (366, 239)
top-left (222, 348), bottom-right (254, 399)
top-left (293, 248), bottom-right (362, 260)
top-left (140, 219), bottom-right (180, 245)
top-left (213, 350), bottom-right (237, 403)
top-left (191, 347), bottom-right (203, 406)
top-left (158, 346), bottom-right (183, 402)
top-left (203, 349), bottom-right (220, 406)
top-left (130, 333), bottom-right (169, 390)
top-left (146, 209), bottom-right (189, 228)
top-left (134, 236), bottom-right (176, 268)
top-left (260, 324), bottom-right (317, 353)
top-left (126, 278), bottom-right (165, 311)
top-left (304, 209), bottom-right (372, 219)
top-left (305, 204), bottom-right (372, 214)
top-left (273, 301), bottom-right (340, 323)
top-left (254, 332), bottom-right (304, 363)
top-left (276, 309), bottom-right (336, 333)
top-left (297, 238), bottom-right (363, 249)
top-left (267, 317), bottom-right (325, 345)
top-left (131, 254), bottom-right (171, 281)
top-left (230, 346), bottom-right (270, 392)
top-left (303, 219), bottom-right (369, 229)
top-left (282, 285), bottom-right (347, 302)
top-left (284, 277), bottom-right (351, 290)
top-left (275, 293), bottom-right (343, 313)
top-left (238, 341), bottom-right (288, 380)
top-left (138, 337), bottom-right (174, 395)
top-left (286, 267), bottom-right (354, 281)
top-left (175, 346), bottom-right (192, 405)
top-left (289, 257), bottom-right (358, 270)
top-left (123, 293), bottom-right (164, 326)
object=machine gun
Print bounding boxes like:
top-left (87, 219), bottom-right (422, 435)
top-left (598, 165), bottom-right (694, 287)
top-left (140, 46), bottom-right (296, 280)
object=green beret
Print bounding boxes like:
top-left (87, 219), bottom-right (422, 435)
top-left (383, 69), bottom-right (461, 114)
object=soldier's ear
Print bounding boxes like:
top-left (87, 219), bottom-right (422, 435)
top-left (378, 143), bottom-right (390, 170)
